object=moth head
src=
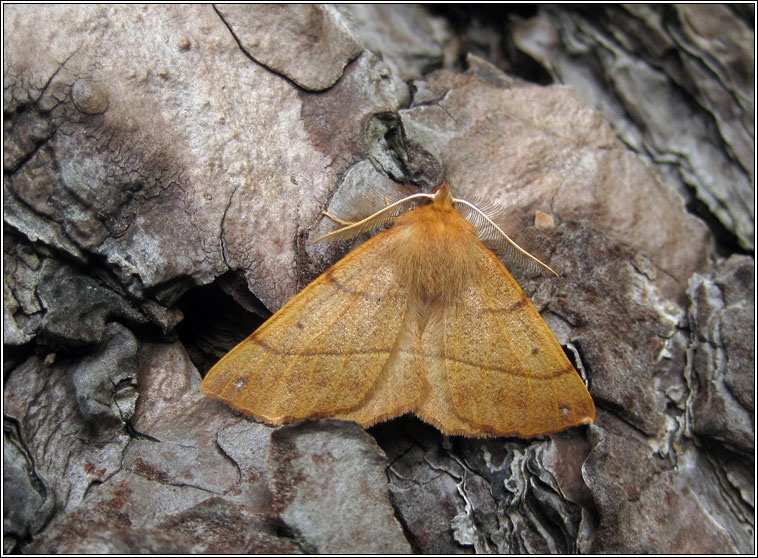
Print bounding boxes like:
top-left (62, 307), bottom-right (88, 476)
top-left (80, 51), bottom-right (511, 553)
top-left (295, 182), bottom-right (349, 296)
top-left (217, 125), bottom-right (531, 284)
top-left (315, 182), bottom-right (558, 277)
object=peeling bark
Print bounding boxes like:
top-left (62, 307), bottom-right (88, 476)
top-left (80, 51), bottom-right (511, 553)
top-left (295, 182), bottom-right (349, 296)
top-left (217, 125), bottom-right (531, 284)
top-left (3, 4), bottom-right (753, 554)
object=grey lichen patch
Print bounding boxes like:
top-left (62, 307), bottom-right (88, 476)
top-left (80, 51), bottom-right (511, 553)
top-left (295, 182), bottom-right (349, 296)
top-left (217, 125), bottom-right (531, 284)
top-left (215, 4), bottom-right (363, 91)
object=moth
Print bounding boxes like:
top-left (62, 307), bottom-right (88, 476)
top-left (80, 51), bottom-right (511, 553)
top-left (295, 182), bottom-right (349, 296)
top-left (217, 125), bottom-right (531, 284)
top-left (201, 183), bottom-right (595, 437)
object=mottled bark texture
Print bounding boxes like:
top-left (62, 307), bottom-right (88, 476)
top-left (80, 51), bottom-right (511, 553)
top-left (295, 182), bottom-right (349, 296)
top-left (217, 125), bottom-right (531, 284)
top-left (3, 4), bottom-right (753, 554)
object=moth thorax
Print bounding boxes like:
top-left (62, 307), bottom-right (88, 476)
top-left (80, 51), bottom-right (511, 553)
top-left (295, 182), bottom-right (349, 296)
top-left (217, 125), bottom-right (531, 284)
top-left (394, 204), bottom-right (479, 303)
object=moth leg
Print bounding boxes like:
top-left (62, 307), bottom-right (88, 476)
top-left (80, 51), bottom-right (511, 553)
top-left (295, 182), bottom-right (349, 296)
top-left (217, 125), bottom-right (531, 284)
top-left (321, 211), bottom-right (356, 226)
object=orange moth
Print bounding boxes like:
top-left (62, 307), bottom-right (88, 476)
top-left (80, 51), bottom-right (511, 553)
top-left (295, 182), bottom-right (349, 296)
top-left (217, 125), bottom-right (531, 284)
top-left (201, 183), bottom-right (595, 437)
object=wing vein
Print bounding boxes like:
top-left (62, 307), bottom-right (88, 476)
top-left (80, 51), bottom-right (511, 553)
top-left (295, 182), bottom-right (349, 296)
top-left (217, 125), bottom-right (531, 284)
top-left (269, 261), bottom-right (389, 406)
top-left (484, 284), bottom-right (536, 432)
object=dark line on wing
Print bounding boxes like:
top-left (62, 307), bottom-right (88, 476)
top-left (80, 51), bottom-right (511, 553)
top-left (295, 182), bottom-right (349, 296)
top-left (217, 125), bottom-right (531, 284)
top-left (250, 338), bottom-right (574, 379)
top-left (476, 292), bottom-right (529, 315)
top-left (323, 272), bottom-right (404, 304)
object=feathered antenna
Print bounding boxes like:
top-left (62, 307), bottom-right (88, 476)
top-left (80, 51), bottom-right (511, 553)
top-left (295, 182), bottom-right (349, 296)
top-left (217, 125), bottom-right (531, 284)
top-left (453, 198), bottom-right (559, 277)
top-left (315, 192), bottom-right (434, 243)
top-left (315, 184), bottom-right (558, 278)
